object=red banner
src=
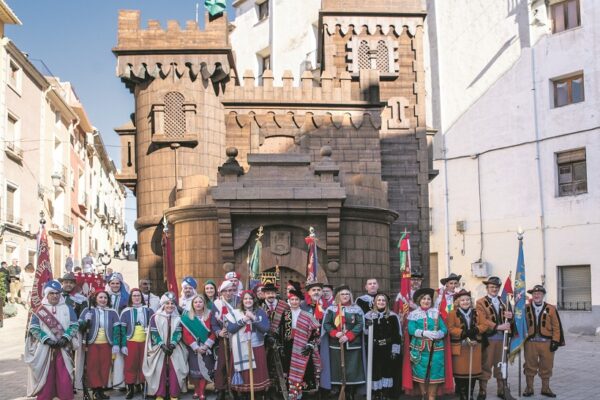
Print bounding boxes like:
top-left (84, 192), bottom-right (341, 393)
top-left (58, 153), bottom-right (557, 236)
top-left (30, 227), bottom-right (53, 310)
top-left (162, 228), bottom-right (178, 302)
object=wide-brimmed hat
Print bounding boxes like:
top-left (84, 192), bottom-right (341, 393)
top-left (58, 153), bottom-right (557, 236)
top-left (527, 284), bottom-right (546, 295)
top-left (413, 287), bottom-right (435, 303)
top-left (453, 288), bottom-right (471, 301)
top-left (305, 281), bottom-right (324, 291)
top-left (411, 272), bottom-right (424, 279)
top-left (262, 283), bottom-right (278, 292)
top-left (334, 284), bottom-right (351, 297)
top-left (59, 272), bottom-right (76, 282)
top-left (323, 284), bottom-right (334, 290)
top-left (440, 273), bottom-right (462, 285)
top-left (483, 276), bottom-right (502, 287)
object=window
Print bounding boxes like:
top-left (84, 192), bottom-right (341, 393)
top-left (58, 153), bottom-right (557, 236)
top-left (6, 185), bottom-right (17, 223)
top-left (260, 54), bottom-right (271, 76)
top-left (552, 0), bottom-right (580, 33)
top-left (557, 265), bottom-right (591, 311)
top-left (257, 0), bottom-right (269, 21)
top-left (7, 114), bottom-right (18, 143)
top-left (8, 60), bottom-right (20, 90)
top-left (553, 73), bottom-right (584, 107)
top-left (556, 148), bottom-right (586, 196)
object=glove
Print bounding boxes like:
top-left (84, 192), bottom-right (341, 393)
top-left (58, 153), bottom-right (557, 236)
top-left (390, 352), bottom-right (399, 360)
top-left (433, 330), bottom-right (445, 340)
top-left (422, 330), bottom-right (436, 340)
top-left (301, 343), bottom-right (314, 356)
top-left (112, 345), bottom-right (120, 355)
top-left (121, 347), bottom-right (129, 356)
top-left (57, 337), bottom-right (70, 348)
top-left (550, 341), bottom-right (560, 352)
top-left (85, 313), bottom-right (92, 321)
top-left (161, 343), bottom-right (172, 356)
top-left (45, 339), bottom-right (58, 348)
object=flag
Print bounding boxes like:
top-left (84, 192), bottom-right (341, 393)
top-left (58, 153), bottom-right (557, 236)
top-left (500, 275), bottom-right (513, 305)
top-left (162, 223), bottom-right (178, 303)
top-left (249, 234), bottom-right (262, 280)
top-left (30, 223), bottom-right (53, 310)
top-left (305, 228), bottom-right (319, 283)
top-left (204, 0), bottom-right (227, 17)
top-left (509, 237), bottom-right (527, 361)
top-left (438, 289), bottom-right (449, 321)
top-left (334, 304), bottom-right (345, 329)
top-left (397, 231), bottom-right (411, 318)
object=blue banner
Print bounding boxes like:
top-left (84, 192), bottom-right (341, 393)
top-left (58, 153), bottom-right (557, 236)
top-left (509, 238), bottom-right (527, 361)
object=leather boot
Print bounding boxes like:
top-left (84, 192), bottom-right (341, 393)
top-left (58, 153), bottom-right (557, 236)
top-left (523, 376), bottom-right (534, 397)
top-left (126, 384), bottom-right (135, 399)
top-left (497, 379), bottom-right (505, 398)
top-left (477, 380), bottom-right (487, 400)
top-left (541, 379), bottom-right (556, 397)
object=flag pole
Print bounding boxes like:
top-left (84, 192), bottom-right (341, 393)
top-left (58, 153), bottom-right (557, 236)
top-left (517, 227), bottom-right (524, 398)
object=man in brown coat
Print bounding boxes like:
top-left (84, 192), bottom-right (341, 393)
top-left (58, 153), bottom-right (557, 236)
top-left (475, 276), bottom-right (513, 400)
top-left (523, 285), bottom-right (565, 398)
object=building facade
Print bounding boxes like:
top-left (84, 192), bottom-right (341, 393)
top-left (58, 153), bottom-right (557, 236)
top-left (114, 0), bottom-right (431, 295)
top-left (426, 0), bottom-right (599, 333)
top-left (0, 1), bottom-right (126, 275)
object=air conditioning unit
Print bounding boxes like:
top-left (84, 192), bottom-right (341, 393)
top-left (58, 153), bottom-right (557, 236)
top-left (471, 261), bottom-right (490, 278)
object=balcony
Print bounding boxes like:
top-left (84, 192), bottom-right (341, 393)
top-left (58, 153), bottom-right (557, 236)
top-left (5, 141), bottom-right (24, 163)
top-left (52, 162), bottom-right (68, 188)
top-left (48, 213), bottom-right (74, 240)
top-left (5, 213), bottom-right (23, 228)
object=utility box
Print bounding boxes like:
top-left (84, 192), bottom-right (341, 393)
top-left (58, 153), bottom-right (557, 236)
top-left (456, 220), bottom-right (466, 232)
top-left (471, 261), bottom-right (489, 278)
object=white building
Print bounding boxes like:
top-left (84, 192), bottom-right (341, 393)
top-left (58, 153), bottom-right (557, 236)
top-left (230, 0), bottom-right (321, 83)
top-left (426, 0), bottom-right (599, 334)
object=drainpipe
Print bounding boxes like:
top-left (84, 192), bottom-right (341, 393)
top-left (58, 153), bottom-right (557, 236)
top-left (530, 49), bottom-right (547, 285)
top-left (442, 140), bottom-right (451, 277)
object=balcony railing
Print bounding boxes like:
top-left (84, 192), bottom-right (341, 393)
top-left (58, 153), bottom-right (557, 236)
top-left (558, 301), bottom-right (592, 311)
top-left (5, 140), bottom-right (24, 162)
top-left (51, 213), bottom-right (74, 235)
top-left (6, 213), bottom-right (23, 226)
top-left (53, 162), bottom-right (68, 187)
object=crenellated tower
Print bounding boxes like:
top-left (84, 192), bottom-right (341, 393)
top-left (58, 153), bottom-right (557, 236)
top-left (114, 1), bottom-right (431, 295)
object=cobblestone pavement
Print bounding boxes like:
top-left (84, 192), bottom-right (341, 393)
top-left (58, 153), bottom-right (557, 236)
top-left (1, 262), bottom-right (598, 400)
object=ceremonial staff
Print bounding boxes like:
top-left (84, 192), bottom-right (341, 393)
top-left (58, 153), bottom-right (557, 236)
top-left (81, 302), bottom-right (92, 400)
top-left (467, 337), bottom-right (474, 400)
top-left (423, 312), bottom-right (439, 395)
top-left (247, 321), bottom-right (255, 400)
top-left (338, 305), bottom-right (347, 400)
top-left (366, 317), bottom-right (373, 400)
top-left (166, 314), bottom-right (172, 400)
top-left (498, 272), bottom-right (516, 400)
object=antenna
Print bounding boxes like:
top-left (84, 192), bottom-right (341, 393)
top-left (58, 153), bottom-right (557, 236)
top-left (195, 2), bottom-right (199, 23)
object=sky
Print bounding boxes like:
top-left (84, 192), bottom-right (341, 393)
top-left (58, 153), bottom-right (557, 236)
top-left (5, 0), bottom-right (235, 243)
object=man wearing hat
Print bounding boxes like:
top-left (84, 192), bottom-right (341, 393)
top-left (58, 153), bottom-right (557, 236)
top-left (210, 280), bottom-right (239, 400)
top-left (301, 281), bottom-right (326, 324)
top-left (225, 271), bottom-right (243, 296)
top-left (60, 272), bottom-right (88, 317)
top-left (435, 273), bottom-right (462, 320)
top-left (25, 280), bottom-right (79, 400)
top-left (394, 272), bottom-right (424, 316)
top-left (107, 272), bottom-right (129, 313)
top-left (475, 276), bottom-right (514, 400)
top-left (522, 285), bottom-right (565, 398)
top-left (179, 276), bottom-right (198, 311)
top-left (261, 283), bottom-right (292, 399)
top-left (356, 278), bottom-right (379, 314)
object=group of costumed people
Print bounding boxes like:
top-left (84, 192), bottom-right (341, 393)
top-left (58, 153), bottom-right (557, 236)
top-left (24, 270), bottom-right (565, 400)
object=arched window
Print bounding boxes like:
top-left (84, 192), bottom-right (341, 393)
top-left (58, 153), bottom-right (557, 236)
top-left (376, 40), bottom-right (389, 73)
top-left (358, 40), bottom-right (370, 70)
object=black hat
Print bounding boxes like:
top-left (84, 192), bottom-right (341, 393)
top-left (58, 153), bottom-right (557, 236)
top-left (305, 281), bottom-right (324, 291)
top-left (440, 273), bottom-right (462, 285)
top-left (59, 272), bottom-right (77, 282)
top-left (411, 272), bottom-right (424, 279)
top-left (287, 280), bottom-right (302, 291)
top-left (334, 284), bottom-right (351, 297)
top-left (527, 285), bottom-right (546, 295)
top-left (262, 283), bottom-right (278, 292)
top-left (323, 284), bottom-right (334, 290)
top-left (483, 276), bottom-right (502, 287)
top-left (453, 289), bottom-right (471, 301)
top-left (287, 288), bottom-right (304, 300)
top-left (413, 287), bottom-right (435, 303)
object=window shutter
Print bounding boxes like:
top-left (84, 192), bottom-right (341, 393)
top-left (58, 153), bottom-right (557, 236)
top-left (557, 148), bottom-right (585, 164)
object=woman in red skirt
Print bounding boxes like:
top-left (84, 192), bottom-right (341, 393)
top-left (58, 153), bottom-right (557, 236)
top-left (120, 288), bottom-right (154, 398)
top-left (80, 290), bottom-right (122, 400)
top-left (226, 290), bottom-right (271, 397)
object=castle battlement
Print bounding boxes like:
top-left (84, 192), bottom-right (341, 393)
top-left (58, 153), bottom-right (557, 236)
top-left (321, 0), bottom-right (426, 14)
top-left (222, 68), bottom-right (381, 105)
top-left (113, 10), bottom-right (230, 52)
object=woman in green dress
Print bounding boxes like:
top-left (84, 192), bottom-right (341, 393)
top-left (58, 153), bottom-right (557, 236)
top-left (408, 288), bottom-right (447, 400)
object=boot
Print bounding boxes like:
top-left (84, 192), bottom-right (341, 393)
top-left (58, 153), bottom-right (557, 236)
top-left (217, 390), bottom-right (227, 400)
top-left (497, 379), bottom-right (505, 398)
top-left (541, 379), bottom-right (556, 398)
top-left (523, 376), bottom-right (534, 397)
top-left (477, 380), bottom-right (487, 400)
top-left (126, 384), bottom-right (135, 399)
top-left (94, 389), bottom-right (110, 400)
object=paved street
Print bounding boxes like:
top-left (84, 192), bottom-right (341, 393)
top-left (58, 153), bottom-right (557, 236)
top-left (1, 257), bottom-right (598, 400)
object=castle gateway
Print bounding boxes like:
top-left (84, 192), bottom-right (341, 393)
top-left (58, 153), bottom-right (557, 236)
top-left (113, 0), bottom-right (433, 294)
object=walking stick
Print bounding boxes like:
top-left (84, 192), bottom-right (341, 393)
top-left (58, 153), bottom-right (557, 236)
top-left (423, 314), bottom-right (439, 397)
top-left (366, 321), bottom-right (373, 400)
top-left (467, 338), bottom-right (474, 400)
top-left (247, 324), bottom-right (255, 400)
top-left (339, 336), bottom-right (346, 400)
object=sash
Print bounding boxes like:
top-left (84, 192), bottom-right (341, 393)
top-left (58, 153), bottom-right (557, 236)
top-left (181, 313), bottom-right (210, 343)
top-left (288, 311), bottom-right (320, 385)
top-left (33, 305), bottom-right (65, 338)
top-left (267, 300), bottom-right (288, 334)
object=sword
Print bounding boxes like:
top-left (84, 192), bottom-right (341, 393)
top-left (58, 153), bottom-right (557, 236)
top-left (366, 319), bottom-right (374, 400)
top-left (269, 340), bottom-right (290, 400)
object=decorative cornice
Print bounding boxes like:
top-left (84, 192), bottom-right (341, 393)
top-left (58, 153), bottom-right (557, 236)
top-left (322, 16), bottom-right (423, 37)
top-left (341, 205), bottom-right (398, 225)
top-left (164, 204), bottom-right (218, 225)
top-left (226, 110), bottom-right (382, 130)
